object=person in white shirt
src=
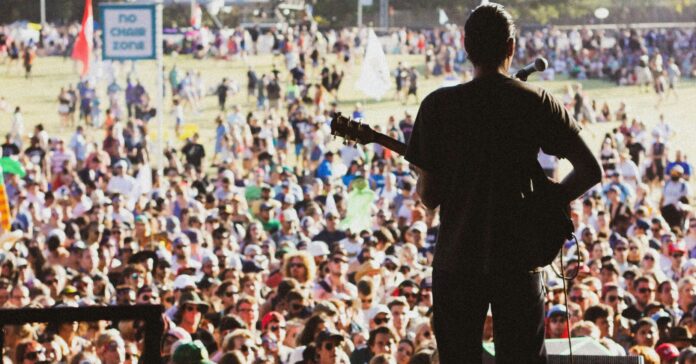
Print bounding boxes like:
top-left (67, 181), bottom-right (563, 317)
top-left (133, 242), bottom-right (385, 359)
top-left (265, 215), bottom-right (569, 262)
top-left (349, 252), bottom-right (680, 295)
top-left (660, 165), bottom-right (692, 229)
top-left (11, 106), bottom-right (24, 148)
top-left (106, 160), bottom-right (137, 210)
top-left (652, 114), bottom-right (675, 142)
top-left (617, 150), bottom-right (641, 190)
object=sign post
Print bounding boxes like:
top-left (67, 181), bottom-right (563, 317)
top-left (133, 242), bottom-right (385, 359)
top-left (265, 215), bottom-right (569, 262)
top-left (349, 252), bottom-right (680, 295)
top-left (101, 3), bottom-right (164, 173)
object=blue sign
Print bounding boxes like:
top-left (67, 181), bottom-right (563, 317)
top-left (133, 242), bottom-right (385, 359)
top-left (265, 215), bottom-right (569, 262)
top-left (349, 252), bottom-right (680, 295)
top-left (100, 4), bottom-right (158, 60)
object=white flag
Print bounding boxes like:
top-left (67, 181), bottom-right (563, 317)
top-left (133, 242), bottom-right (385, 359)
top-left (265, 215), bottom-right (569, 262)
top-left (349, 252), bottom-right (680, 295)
top-left (438, 8), bottom-right (449, 25)
top-left (355, 29), bottom-right (391, 100)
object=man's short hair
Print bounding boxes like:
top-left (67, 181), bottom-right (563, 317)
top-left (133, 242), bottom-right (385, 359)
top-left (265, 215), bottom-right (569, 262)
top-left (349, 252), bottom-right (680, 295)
top-left (584, 304), bottom-right (613, 323)
top-left (464, 3), bottom-right (516, 67)
top-left (367, 326), bottom-right (397, 348)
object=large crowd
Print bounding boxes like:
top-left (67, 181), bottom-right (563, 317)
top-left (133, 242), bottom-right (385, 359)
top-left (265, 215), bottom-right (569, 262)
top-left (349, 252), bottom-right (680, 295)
top-left (1, 17), bottom-right (696, 364)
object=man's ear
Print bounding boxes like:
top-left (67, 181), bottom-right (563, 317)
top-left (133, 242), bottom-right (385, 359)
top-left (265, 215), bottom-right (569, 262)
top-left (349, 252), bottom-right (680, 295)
top-left (506, 38), bottom-right (515, 59)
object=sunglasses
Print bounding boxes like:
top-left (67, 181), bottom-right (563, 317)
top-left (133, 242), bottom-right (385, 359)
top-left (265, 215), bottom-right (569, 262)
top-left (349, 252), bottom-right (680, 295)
top-left (570, 295), bottom-right (586, 302)
top-left (673, 253), bottom-right (685, 258)
top-left (323, 342), bottom-right (336, 351)
top-left (550, 316), bottom-right (566, 324)
top-left (402, 292), bottom-right (419, 299)
top-left (644, 256), bottom-right (655, 261)
top-left (185, 305), bottom-right (200, 312)
top-left (126, 352), bottom-right (139, 361)
top-left (224, 290), bottom-right (237, 297)
top-left (607, 295), bottom-right (623, 302)
top-left (291, 303), bottom-right (305, 311)
top-left (270, 324), bottom-right (286, 332)
top-left (615, 246), bottom-right (627, 251)
top-left (141, 294), bottom-right (158, 301)
top-left (24, 348), bottom-right (45, 360)
top-left (289, 263), bottom-right (304, 269)
top-left (361, 298), bottom-right (373, 304)
top-left (374, 316), bottom-right (391, 325)
top-left (240, 345), bottom-right (256, 353)
top-left (638, 287), bottom-right (654, 294)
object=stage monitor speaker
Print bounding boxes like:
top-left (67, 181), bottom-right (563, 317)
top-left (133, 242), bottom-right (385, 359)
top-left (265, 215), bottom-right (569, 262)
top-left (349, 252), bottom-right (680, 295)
top-left (482, 339), bottom-right (643, 364)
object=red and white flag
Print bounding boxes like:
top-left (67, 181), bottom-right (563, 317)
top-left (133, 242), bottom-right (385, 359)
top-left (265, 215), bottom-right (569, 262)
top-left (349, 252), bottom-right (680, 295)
top-left (191, 2), bottom-right (203, 29)
top-left (72, 0), bottom-right (93, 76)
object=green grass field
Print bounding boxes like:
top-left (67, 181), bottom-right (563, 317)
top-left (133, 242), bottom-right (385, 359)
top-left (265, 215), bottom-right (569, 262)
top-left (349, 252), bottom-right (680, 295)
top-left (1, 53), bottom-right (695, 180)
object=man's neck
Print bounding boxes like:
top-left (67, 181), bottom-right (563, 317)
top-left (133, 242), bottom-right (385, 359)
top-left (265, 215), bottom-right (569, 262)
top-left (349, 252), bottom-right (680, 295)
top-left (473, 65), bottom-right (509, 79)
top-left (328, 273), bottom-right (343, 286)
top-left (180, 321), bottom-right (195, 334)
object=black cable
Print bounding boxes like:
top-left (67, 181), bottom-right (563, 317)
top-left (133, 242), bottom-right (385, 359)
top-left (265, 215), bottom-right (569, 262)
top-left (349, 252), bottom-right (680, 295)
top-left (550, 233), bottom-right (579, 364)
top-left (559, 252), bottom-right (574, 364)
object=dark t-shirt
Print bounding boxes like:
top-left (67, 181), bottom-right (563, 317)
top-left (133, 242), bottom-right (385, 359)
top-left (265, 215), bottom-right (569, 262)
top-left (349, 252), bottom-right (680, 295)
top-left (1, 143), bottom-right (19, 157)
top-left (405, 73), bottom-right (580, 274)
top-left (182, 143), bottom-right (206, 168)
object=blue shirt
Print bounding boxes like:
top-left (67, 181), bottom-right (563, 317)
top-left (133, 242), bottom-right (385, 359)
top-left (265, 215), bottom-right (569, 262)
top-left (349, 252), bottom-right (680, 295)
top-left (316, 159), bottom-right (332, 180)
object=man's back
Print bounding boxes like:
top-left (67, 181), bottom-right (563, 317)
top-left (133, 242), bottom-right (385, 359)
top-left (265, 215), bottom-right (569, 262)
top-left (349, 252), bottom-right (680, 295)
top-left (406, 73), bottom-right (580, 274)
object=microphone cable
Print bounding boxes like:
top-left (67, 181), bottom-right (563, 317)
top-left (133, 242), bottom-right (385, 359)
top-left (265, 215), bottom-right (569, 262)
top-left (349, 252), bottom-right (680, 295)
top-left (552, 233), bottom-right (580, 364)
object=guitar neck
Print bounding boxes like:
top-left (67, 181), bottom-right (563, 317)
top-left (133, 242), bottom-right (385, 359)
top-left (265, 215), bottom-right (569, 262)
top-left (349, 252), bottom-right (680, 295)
top-left (372, 132), bottom-right (408, 156)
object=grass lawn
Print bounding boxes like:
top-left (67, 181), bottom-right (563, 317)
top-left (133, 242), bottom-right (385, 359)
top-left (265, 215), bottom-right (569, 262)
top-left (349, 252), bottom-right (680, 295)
top-left (1, 53), bottom-right (695, 182)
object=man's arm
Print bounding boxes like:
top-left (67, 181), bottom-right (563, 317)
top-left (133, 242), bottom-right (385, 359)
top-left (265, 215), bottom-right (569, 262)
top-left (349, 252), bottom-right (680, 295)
top-left (412, 165), bottom-right (442, 210)
top-left (557, 131), bottom-right (603, 203)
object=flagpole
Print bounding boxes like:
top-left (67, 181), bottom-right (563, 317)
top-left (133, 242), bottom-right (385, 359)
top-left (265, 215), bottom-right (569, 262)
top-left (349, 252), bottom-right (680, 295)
top-left (357, 0), bottom-right (363, 27)
top-left (156, 1), bottom-right (165, 174)
top-left (40, 0), bottom-right (46, 27)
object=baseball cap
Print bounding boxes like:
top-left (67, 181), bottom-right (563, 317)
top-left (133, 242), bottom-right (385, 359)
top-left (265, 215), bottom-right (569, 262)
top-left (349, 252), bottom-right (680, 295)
top-left (242, 260), bottom-right (265, 273)
top-left (113, 160), bottom-right (128, 170)
top-left (546, 304), bottom-right (567, 318)
top-left (661, 233), bottom-right (677, 243)
top-left (635, 219), bottom-right (650, 231)
top-left (173, 275), bottom-right (197, 291)
top-left (172, 340), bottom-right (214, 364)
top-left (367, 305), bottom-right (391, 321)
top-left (651, 310), bottom-right (672, 325)
top-left (668, 241), bottom-right (687, 254)
top-left (655, 343), bottom-right (679, 362)
top-left (670, 165), bottom-right (685, 176)
top-left (283, 194), bottom-right (296, 204)
top-left (315, 329), bottom-right (344, 347)
top-left (282, 209), bottom-right (299, 222)
top-left (420, 276), bottom-right (433, 290)
top-left (410, 221), bottom-right (427, 234)
top-left (261, 311), bottom-right (285, 331)
top-left (308, 241), bottom-right (330, 257)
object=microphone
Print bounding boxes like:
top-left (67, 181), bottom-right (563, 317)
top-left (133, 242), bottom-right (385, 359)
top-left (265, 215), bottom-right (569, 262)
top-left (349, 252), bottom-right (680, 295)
top-left (514, 57), bottom-right (548, 81)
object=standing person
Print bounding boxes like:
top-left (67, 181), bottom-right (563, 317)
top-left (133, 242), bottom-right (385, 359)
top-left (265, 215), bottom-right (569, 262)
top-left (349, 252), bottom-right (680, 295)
top-left (665, 57), bottom-right (681, 101)
top-left (247, 66), bottom-right (258, 105)
top-left (404, 66), bottom-right (419, 105)
top-left (405, 4), bottom-right (601, 363)
top-left (330, 65), bottom-right (344, 100)
top-left (22, 44), bottom-right (35, 79)
top-left (216, 78), bottom-right (229, 111)
top-left (67, 84), bottom-right (78, 126)
top-left (10, 106), bottom-right (24, 149)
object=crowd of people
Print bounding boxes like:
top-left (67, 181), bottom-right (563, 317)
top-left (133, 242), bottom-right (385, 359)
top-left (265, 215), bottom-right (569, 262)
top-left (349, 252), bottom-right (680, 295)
top-left (1, 15), bottom-right (696, 364)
